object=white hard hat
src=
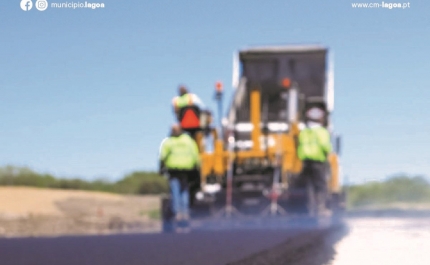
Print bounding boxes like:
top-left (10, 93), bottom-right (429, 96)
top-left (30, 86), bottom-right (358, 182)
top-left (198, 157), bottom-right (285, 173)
top-left (306, 107), bottom-right (324, 120)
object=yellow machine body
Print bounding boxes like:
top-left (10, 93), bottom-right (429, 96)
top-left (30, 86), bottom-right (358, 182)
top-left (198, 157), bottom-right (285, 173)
top-left (195, 87), bottom-right (341, 195)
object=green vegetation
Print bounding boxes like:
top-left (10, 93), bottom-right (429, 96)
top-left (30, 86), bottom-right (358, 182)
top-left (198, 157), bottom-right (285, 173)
top-left (115, 171), bottom-right (168, 194)
top-left (2, 166), bottom-right (429, 210)
top-left (0, 166), bottom-right (168, 195)
top-left (147, 209), bottom-right (161, 220)
top-left (346, 175), bottom-right (430, 209)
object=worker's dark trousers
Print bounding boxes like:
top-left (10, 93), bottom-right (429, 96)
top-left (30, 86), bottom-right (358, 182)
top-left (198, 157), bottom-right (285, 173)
top-left (168, 171), bottom-right (190, 217)
top-left (301, 160), bottom-right (328, 213)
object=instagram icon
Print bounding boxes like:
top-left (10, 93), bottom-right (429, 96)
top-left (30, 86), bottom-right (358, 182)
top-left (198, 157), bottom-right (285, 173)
top-left (35, 0), bottom-right (48, 11)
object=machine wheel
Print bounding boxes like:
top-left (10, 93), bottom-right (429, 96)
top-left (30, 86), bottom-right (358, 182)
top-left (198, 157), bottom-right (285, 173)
top-left (161, 196), bottom-right (175, 233)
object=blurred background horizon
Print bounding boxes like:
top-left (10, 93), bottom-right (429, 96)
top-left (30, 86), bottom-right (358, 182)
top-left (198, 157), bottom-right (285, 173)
top-left (1, 0), bottom-right (429, 183)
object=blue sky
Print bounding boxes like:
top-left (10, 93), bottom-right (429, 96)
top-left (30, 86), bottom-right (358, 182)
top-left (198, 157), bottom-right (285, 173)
top-left (1, 0), bottom-right (429, 183)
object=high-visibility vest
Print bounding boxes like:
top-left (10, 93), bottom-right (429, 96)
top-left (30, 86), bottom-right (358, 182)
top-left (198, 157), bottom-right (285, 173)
top-left (173, 93), bottom-right (200, 129)
top-left (297, 126), bottom-right (332, 162)
top-left (159, 134), bottom-right (200, 170)
top-left (172, 93), bottom-right (193, 108)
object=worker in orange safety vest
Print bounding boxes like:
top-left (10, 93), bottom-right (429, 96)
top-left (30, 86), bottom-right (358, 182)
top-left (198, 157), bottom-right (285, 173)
top-left (171, 85), bottom-right (206, 133)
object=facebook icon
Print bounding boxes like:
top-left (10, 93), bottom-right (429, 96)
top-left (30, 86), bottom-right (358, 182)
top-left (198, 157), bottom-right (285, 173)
top-left (20, 0), bottom-right (33, 11)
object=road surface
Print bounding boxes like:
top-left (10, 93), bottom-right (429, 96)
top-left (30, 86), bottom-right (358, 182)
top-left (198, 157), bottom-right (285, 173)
top-left (0, 217), bottom-right (343, 265)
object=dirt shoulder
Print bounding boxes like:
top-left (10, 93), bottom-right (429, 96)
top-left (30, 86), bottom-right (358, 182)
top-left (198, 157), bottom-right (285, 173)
top-left (0, 187), bottom-right (162, 237)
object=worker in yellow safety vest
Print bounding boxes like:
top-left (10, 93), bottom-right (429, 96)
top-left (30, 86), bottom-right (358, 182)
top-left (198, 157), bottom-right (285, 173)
top-left (159, 124), bottom-right (200, 232)
top-left (297, 107), bottom-right (332, 217)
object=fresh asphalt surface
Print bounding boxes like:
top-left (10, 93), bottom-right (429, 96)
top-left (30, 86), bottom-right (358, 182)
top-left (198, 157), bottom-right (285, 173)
top-left (0, 217), bottom-right (333, 265)
top-left (0, 229), bottom-right (308, 265)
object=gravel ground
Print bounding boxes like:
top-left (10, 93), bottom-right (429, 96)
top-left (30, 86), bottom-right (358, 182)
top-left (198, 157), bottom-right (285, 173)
top-left (0, 187), bottom-right (161, 237)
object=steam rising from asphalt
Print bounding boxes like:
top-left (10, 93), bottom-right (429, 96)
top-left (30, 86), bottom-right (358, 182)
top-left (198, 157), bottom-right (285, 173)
top-left (190, 215), bottom-right (338, 232)
top-left (328, 212), bottom-right (430, 265)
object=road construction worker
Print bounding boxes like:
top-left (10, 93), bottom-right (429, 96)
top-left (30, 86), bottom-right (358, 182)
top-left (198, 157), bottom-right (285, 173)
top-left (172, 86), bottom-right (205, 137)
top-left (159, 124), bottom-right (200, 231)
top-left (297, 107), bottom-right (332, 217)
top-left (172, 85), bottom-right (205, 116)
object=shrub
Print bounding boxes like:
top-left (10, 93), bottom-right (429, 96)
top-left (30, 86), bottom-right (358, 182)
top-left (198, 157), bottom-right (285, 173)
top-left (0, 166), bottom-right (168, 195)
top-left (347, 175), bottom-right (430, 208)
